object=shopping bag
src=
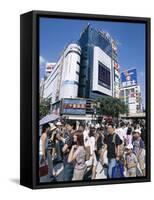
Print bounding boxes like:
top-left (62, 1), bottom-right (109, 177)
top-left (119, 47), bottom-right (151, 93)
top-left (112, 161), bottom-right (124, 178)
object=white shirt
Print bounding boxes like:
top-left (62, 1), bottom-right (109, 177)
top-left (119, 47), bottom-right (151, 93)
top-left (83, 129), bottom-right (90, 147)
top-left (89, 136), bottom-right (96, 154)
top-left (116, 127), bottom-right (127, 142)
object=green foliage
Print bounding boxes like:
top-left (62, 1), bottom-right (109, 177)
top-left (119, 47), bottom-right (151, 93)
top-left (98, 96), bottom-right (128, 118)
top-left (39, 98), bottom-right (51, 119)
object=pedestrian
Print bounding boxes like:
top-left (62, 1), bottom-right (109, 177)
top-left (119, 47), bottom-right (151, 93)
top-left (62, 120), bottom-right (77, 181)
top-left (102, 123), bottom-right (122, 178)
top-left (125, 144), bottom-right (138, 177)
top-left (116, 122), bottom-right (127, 143)
top-left (68, 130), bottom-right (86, 180)
top-left (39, 123), bottom-right (50, 165)
top-left (125, 127), bottom-right (133, 146)
top-left (133, 129), bottom-right (145, 176)
top-left (115, 122), bottom-right (127, 158)
top-left (55, 121), bottom-right (65, 162)
top-left (46, 123), bottom-right (57, 181)
top-left (79, 123), bottom-right (91, 162)
top-left (89, 128), bottom-right (98, 179)
top-left (96, 127), bottom-right (105, 168)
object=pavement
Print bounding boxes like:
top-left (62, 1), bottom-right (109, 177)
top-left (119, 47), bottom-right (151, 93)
top-left (40, 152), bottom-right (108, 183)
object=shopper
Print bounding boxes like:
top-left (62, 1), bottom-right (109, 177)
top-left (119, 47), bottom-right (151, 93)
top-left (68, 130), bottom-right (86, 180)
top-left (102, 123), bottom-right (122, 178)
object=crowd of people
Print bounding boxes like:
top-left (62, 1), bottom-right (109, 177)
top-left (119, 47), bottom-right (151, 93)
top-left (39, 119), bottom-right (146, 182)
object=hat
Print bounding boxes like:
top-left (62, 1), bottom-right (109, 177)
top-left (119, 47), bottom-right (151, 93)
top-left (134, 129), bottom-right (141, 134)
top-left (49, 123), bottom-right (57, 132)
top-left (56, 121), bottom-right (63, 126)
top-left (126, 144), bottom-right (133, 150)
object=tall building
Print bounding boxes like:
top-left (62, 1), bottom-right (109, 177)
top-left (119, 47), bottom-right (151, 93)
top-left (112, 41), bottom-right (120, 98)
top-left (78, 24), bottom-right (118, 99)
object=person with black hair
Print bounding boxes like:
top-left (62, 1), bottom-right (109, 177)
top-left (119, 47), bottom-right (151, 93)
top-left (39, 123), bottom-right (56, 181)
top-left (125, 127), bottom-right (133, 146)
top-left (96, 127), bottom-right (105, 164)
top-left (102, 123), bottom-right (122, 178)
top-left (39, 123), bottom-right (50, 164)
top-left (62, 120), bottom-right (77, 181)
top-left (46, 124), bottom-right (57, 181)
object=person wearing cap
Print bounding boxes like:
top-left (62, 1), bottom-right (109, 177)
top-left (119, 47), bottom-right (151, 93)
top-left (125, 144), bottom-right (138, 177)
top-left (55, 121), bottom-right (63, 132)
top-left (132, 129), bottom-right (145, 176)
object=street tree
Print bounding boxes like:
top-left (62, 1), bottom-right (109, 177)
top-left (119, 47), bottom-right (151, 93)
top-left (39, 98), bottom-right (51, 119)
top-left (98, 96), bottom-right (128, 118)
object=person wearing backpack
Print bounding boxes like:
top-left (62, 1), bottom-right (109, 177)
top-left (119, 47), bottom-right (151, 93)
top-left (101, 123), bottom-right (122, 178)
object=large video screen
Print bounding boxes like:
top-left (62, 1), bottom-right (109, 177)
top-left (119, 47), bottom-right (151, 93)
top-left (98, 62), bottom-right (111, 89)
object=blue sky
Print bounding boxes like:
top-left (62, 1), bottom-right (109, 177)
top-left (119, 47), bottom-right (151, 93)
top-left (39, 17), bottom-right (146, 107)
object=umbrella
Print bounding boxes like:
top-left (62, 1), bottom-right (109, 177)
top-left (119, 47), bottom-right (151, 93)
top-left (39, 114), bottom-right (60, 126)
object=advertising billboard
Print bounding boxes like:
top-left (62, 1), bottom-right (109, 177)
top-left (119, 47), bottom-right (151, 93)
top-left (121, 69), bottom-right (137, 88)
top-left (62, 98), bottom-right (86, 115)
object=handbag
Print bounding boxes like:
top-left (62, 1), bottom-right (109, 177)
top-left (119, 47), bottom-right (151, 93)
top-left (39, 160), bottom-right (48, 177)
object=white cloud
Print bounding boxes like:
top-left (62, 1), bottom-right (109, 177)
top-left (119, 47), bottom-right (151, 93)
top-left (39, 56), bottom-right (47, 69)
top-left (39, 56), bottom-right (46, 66)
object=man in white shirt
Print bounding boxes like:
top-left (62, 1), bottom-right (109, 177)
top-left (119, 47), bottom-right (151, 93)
top-left (116, 122), bottom-right (127, 143)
